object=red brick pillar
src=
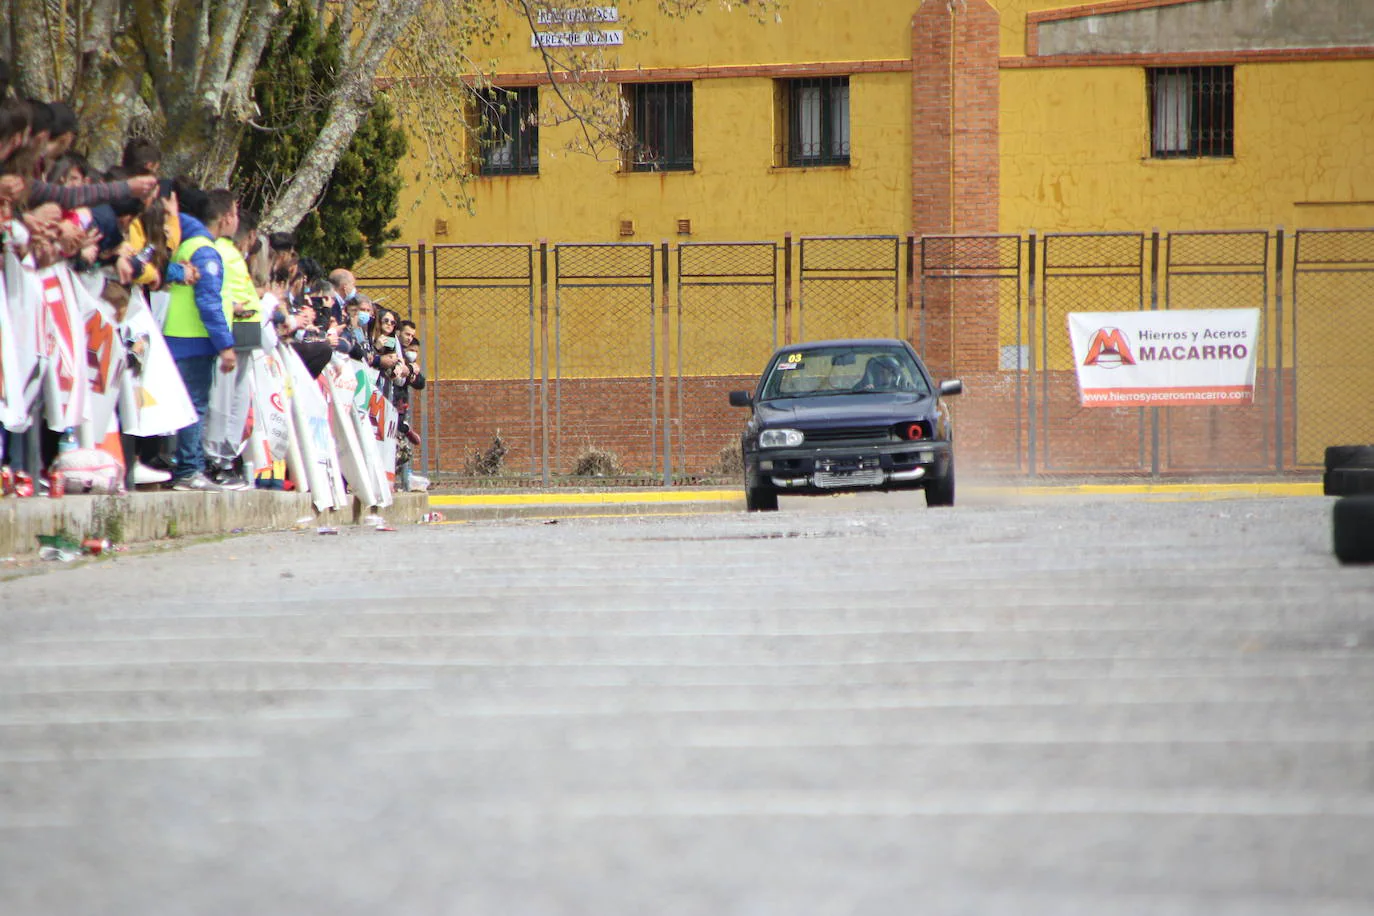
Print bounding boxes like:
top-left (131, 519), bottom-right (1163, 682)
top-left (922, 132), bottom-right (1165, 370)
top-left (912, 0), bottom-right (1000, 237)
top-left (912, 0), bottom-right (1001, 373)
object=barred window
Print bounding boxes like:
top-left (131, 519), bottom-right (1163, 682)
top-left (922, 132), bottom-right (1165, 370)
top-left (625, 82), bottom-right (694, 172)
top-left (777, 77), bottom-right (850, 167)
top-left (1148, 66), bottom-right (1233, 159)
top-left (477, 86), bottom-right (539, 176)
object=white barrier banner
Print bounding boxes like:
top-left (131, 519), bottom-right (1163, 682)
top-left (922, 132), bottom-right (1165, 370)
top-left (1068, 309), bottom-right (1261, 408)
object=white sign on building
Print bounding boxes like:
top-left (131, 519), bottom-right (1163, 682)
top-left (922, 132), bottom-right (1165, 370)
top-left (531, 29), bottom-right (625, 48)
top-left (536, 6), bottom-right (619, 25)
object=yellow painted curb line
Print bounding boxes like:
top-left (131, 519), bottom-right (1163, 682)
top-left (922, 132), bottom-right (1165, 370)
top-left (430, 482), bottom-right (1319, 508)
top-left (430, 490), bottom-right (741, 508)
top-left (979, 482), bottom-right (1322, 498)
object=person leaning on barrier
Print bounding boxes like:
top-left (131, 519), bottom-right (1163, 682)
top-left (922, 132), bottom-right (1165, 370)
top-left (162, 180), bottom-right (235, 491)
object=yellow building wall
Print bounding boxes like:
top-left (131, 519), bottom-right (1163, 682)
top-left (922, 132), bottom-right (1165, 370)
top-left (393, 0), bottom-right (916, 245)
top-left (1000, 59), bottom-right (1374, 233)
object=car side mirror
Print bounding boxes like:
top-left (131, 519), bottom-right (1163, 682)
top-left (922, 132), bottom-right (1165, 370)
top-left (729, 390), bottom-right (753, 407)
top-left (939, 379), bottom-right (963, 396)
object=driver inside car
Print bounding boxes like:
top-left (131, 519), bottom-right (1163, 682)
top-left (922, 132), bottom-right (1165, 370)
top-left (854, 354), bottom-right (904, 391)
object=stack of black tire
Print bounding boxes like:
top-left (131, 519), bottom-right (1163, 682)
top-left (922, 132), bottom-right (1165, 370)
top-left (1326, 445), bottom-right (1374, 564)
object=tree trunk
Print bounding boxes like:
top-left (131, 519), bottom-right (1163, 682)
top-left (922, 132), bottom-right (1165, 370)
top-left (8, 0), bottom-right (57, 99)
top-left (74, 40), bottom-right (145, 171)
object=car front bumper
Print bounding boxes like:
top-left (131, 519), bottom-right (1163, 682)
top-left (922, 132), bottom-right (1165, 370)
top-left (748, 440), bottom-right (953, 492)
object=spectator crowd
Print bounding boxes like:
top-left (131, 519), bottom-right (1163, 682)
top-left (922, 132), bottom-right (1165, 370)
top-left (0, 63), bottom-right (425, 501)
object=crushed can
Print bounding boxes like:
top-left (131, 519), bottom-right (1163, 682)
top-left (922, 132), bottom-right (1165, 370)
top-left (0, 466), bottom-right (13, 496)
top-left (48, 470), bottom-right (65, 499)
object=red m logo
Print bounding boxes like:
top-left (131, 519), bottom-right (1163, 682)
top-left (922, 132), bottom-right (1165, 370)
top-left (1083, 327), bottom-right (1136, 368)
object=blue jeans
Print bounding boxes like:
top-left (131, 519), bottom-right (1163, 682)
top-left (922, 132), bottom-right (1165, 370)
top-left (173, 354), bottom-right (215, 479)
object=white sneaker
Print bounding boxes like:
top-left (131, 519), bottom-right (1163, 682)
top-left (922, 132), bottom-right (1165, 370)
top-left (133, 462), bottom-right (172, 485)
top-left (171, 472), bottom-right (224, 492)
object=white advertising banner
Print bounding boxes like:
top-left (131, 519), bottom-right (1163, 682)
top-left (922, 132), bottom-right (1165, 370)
top-left (1067, 309), bottom-right (1261, 408)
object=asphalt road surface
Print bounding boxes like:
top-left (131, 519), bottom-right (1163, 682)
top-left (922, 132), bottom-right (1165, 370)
top-left (1, 492), bottom-right (1372, 915)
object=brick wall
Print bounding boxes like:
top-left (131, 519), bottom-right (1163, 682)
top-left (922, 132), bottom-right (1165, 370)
top-left (911, 0), bottom-right (1000, 239)
top-left (416, 365), bottom-right (1295, 479)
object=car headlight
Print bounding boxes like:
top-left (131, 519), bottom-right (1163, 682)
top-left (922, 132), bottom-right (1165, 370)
top-left (759, 428), bottom-right (804, 448)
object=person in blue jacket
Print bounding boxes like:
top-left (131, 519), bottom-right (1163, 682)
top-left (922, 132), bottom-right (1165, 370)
top-left (162, 181), bottom-right (235, 491)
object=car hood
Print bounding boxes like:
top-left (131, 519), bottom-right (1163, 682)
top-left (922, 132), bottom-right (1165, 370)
top-left (755, 392), bottom-right (937, 428)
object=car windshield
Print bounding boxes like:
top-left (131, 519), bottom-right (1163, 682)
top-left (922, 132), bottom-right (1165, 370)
top-left (760, 345), bottom-right (930, 400)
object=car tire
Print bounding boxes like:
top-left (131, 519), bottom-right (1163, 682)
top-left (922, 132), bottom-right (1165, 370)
top-left (1333, 496), bottom-right (1374, 564)
top-left (925, 464), bottom-right (955, 508)
top-left (1325, 445), bottom-right (1374, 472)
top-left (1325, 468), bottom-right (1374, 497)
top-left (745, 481), bottom-right (778, 512)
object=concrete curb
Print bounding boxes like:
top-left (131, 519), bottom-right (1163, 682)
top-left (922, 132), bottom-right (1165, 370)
top-left (2, 481), bottom-right (1323, 556)
top-left (1, 491), bottom-right (429, 558)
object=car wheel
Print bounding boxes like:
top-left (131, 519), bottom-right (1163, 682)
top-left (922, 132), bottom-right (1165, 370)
top-left (1333, 496), bottom-right (1374, 564)
top-left (745, 481), bottom-right (778, 512)
top-left (1325, 445), bottom-right (1374, 472)
top-left (925, 463), bottom-right (955, 508)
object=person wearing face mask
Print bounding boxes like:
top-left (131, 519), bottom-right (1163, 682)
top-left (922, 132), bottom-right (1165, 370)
top-left (342, 294), bottom-right (376, 362)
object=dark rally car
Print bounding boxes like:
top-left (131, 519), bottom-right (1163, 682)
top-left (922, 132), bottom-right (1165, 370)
top-left (729, 339), bottom-right (962, 511)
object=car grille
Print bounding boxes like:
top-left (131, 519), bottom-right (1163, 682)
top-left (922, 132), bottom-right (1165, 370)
top-left (814, 468), bottom-right (886, 488)
top-left (803, 426), bottom-right (893, 444)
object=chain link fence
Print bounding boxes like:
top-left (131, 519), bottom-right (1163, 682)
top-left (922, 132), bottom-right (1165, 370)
top-left (1038, 233), bottom-right (1148, 474)
top-left (351, 244), bottom-right (415, 319)
top-left (1162, 231), bottom-right (1274, 472)
top-left (352, 230), bottom-right (1373, 483)
top-left (1293, 229), bottom-right (1374, 466)
top-left (797, 236), bottom-right (903, 342)
top-left (429, 244), bottom-right (539, 477)
top-left (919, 234), bottom-right (1026, 472)
top-left (553, 244), bottom-right (660, 477)
top-left (675, 242), bottom-right (780, 477)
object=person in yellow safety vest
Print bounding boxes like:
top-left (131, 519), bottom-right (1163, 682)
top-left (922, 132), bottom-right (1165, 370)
top-left (215, 212), bottom-right (261, 333)
top-left (162, 183), bottom-right (237, 491)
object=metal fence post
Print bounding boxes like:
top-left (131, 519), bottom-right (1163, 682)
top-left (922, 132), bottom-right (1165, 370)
top-left (905, 233), bottom-right (917, 345)
top-left (416, 241), bottom-right (431, 476)
top-left (539, 240), bottom-right (551, 487)
top-left (783, 232), bottom-right (794, 345)
top-left (1026, 231), bottom-right (1037, 477)
top-left (1274, 226), bottom-right (1285, 472)
top-left (661, 241), bottom-right (672, 486)
top-left (1149, 229), bottom-right (1161, 478)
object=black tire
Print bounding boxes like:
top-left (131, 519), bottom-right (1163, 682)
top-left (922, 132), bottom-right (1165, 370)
top-left (1325, 445), bottom-right (1374, 472)
top-left (745, 481), bottom-right (778, 512)
top-left (924, 464), bottom-right (955, 508)
top-left (1325, 468), bottom-right (1374, 497)
top-left (1333, 496), bottom-right (1374, 564)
